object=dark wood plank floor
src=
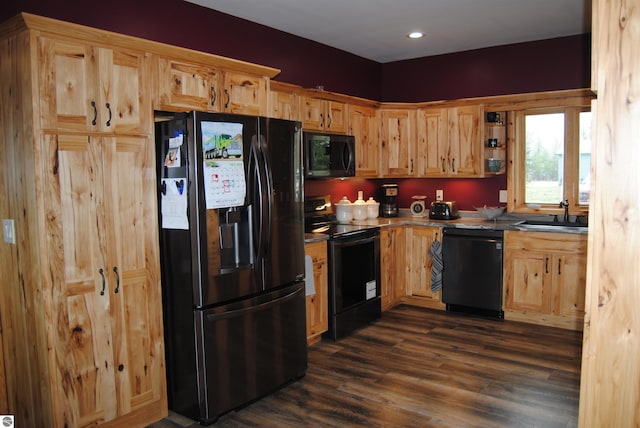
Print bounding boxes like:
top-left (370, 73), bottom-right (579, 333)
top-left (150, 305), bottom-right (583, 427)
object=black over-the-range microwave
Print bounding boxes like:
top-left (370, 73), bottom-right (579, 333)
top-left (303, 132), bottom-right (356, 178)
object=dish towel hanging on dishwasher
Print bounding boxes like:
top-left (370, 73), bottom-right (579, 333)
top-left (430, 238), bottom-right (443, 293)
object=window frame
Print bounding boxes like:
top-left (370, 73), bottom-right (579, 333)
top-left (509, 105), bottom-right (591, 216)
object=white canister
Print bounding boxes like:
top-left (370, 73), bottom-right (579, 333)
top-left (366, 197), bottom-right (380, 219)
top-left (335, 197), bottom-right (353, 223)
top-left (352, 191), bottom-right (368, 221)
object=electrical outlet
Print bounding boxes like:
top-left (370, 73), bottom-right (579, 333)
top-left (3, 219), bottom-right (16, 244)
top-left (499, 190), bottom-right (508, 203)
top-left (436, 189), bottom-right (444, 201)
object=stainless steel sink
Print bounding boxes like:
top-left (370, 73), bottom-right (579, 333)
top-left (515, 219), bottom-right (588, 230)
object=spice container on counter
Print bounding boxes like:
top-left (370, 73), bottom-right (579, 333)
top-left (335, 197), bottom-right (353, 223)
top-left (352, 191), bottom-right (368, 221)
top-left (366, 197), bottom-right (379, 219)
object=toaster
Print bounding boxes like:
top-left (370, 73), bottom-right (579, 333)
top-left (429, 201), bottom-right (459, 220)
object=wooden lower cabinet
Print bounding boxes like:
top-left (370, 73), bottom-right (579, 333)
top-left (405, 226), bottom-right (445, 310)
top-left (503, 231), bottom-right (587, 330)
top-left (380, 226), bottom-right (406, 310)
top-left (0, 132), bottom-right (167, 427)
top-left (1, 19), bottom-right (167, 427)
top-left (0, 328), bottom-right (6, 415)
top-left (305, 241), bottom-right (329, 345)
top-left (44, 134), bottom-right (166, 426)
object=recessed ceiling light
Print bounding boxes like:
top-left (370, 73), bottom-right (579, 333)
top-left (407, 31), bottom-right (424, 39)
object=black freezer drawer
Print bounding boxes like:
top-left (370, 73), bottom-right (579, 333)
top-left (169, 283), bottom-right (308, 425)
top-left (442, 228), bottom-right (503, 313)
top-left (199, 283), bottom-right (307, 423)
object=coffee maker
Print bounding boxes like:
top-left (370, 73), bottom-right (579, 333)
top-left (380, 184), bottom-right (399, 217)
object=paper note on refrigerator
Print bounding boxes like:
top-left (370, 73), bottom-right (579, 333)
top-left (201, 121), bottom-right (247, 209)
top-left (161, 178), bottom-right (189, 230)
top-left (164, 133), bottom-right (184, 168)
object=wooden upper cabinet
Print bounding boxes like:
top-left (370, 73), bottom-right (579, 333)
top-left (222, 70), bottom-right (269, 115)
top-left (416, 107), bottom-right (448, 176)
top-left (379, 108), bottom-right (416, 177)
top-left (157, 57), bottom-right (221, 111)
top-left (415, 105), bottom-right (482, 177)
top-left (269, 81), bottom-right (301, 121)
top-left (349, 104), bottom-right (380, 177)
top-left (302, 96), bottom-right (347, 133)
top-left (449, 105), bottom-right (482, 176)
top-left (157, 58), bottom-right (268, 115)
top-left (38, 37), bottom-right (150, 134)
top-left (41, 133), bottom-right (165, 426)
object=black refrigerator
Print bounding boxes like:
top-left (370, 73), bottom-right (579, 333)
top-left (155, 111), bottom-right (307, 424)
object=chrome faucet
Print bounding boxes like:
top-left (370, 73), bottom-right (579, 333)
top-left (559, 199), bottom-right (570, 223)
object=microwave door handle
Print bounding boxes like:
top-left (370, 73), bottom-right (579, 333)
top-left (343, 142), bottom-right (353, 173)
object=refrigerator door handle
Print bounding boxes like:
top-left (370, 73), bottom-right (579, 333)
top-left (259, 134), bottom-right (273, 256)
top-left (205, 286), bottom-right (302, 321)
top-left (250, 135), bottom-right (265, 263)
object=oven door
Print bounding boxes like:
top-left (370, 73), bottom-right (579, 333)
top-left (327, 228), bottom-right (381, 339)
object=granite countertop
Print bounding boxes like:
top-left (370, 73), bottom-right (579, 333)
top-left (304, 210), bottom-right (587, 243)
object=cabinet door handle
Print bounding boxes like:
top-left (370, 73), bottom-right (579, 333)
top-left (113, 266), bottom-right (120, 294)
top-left (558, 258), bottom-right (562, 275)
top-left (105, 103), bottom-right (112, 127)
top-left (327, 114), bottom-right (332, 128)
top-left (210, 85), bottom-right (217, 106)
top-left (545, 257), bottom-right (549, 274)
top-left (441, 157), bottom-right (446, 173)
top-left (451, 158), bottom-right (456, 172)
top-left (410, 159), bottom-right (414, 173)
top-left (99, 268), bottom-right (106, 295)
top-left (91, 101), bottom-right (97, 126)
top-left (224, 89), bottom-right (230, 109)
top-left (320, 113), bottom-right (325, 128)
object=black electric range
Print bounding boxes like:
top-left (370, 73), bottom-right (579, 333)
top-left (304, 195), bottom-right (381, 340)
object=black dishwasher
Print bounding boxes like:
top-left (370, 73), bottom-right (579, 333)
top-left (442, 228), bottom-right (504, 319)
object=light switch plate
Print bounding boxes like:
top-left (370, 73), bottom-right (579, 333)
top-left (499, 190), bottom-right (508, 203)
top-left (436, 189), bottom-right (444, 201)
top-left (3, 219), bottom-right (16, 244)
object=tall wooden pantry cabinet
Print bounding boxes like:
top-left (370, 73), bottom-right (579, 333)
top-left (0, 14), bottom-right (166, 427)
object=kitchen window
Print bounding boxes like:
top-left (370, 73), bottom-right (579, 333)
top-left (510, 106), bottom-right (591, 215)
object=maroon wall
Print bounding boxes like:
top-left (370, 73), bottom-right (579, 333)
top-left (305, 176), bottom-right (507, 212)
top-left (0, 0), bottom-right (382, 100)
top-left (381, 34), bottom-right (591, 102)
top-left (2, 2), bottom-right (587, 211)
top-left (1, 2), bottom-right (590, 102)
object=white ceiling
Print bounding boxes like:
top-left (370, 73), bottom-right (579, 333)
top-left (185, 0), bottom-right (591, 63)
